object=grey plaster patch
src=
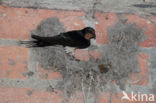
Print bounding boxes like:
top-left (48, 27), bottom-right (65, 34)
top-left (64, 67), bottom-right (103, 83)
top-left (100, 21), bottom-right (144, 90)
top-left (152, 80), bottom-right (156, 94)
top-left (133, 4), bottom-right (156, 8)
top-left (22, 71), bottom-right (34, 77)
top-left (27, 90), bottom-right (33, 96)
top-left (0, 39), bottom-right (19, 46)
top-left (0, 78), bottom-right (60, 89)
top-left (149, 69), bottom-right (156, 83)
top-left (151, 60), bottom-right (156, 68)
top-left (1, 0), bottom-right (156, 14)
top-left (46, 85), bottom-right (54, 92)
top-left (31, 17), bottom-right (66, 70)
top-left (0, 0), bottom-right (2, 4)
top-left (39, 73), bottom-right (48, 79)
top-left (28, 71), bottom-right (34, 76)
top-left (8, 59), bottom-right (16, 66)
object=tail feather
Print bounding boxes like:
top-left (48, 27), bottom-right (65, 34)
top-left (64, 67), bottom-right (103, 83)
top-left (18, 35), bottom-right (48, 48)
top-left (18, 40), bottom-right (43, 48)
top-left (18, 35), bottom-right (60, 48)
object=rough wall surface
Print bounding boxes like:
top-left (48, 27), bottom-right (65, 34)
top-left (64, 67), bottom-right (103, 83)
top-left (1, 0), bottom-right (156, 14)
top-left (0, 0), bottom-right (156, 103)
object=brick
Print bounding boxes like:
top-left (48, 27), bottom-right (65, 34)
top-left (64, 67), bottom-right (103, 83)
top-left (74, 49), bottom-right (90, 61)
top-left (0, 86), bottom-right (63, 103)
top-left (130, 53), bottom-right (150, 86)
top-left (150, 16), bottom-right (156, 24)
top-left (57, 11), bottom-right (85, 31)
top-left (0, 46), bottom-right (28, 79)
top-left (74, 49), bottom-right (102, 61)
top-left (0, 6), bottom-right (85, 40)
top-left (126, 14), bottom-right (156, 47)
top-left (89, 50), bottom-right (102, 59)
top-left (112, 93), bottom-right (126, 103)
top-left (98, 92), bottom-right (110, 103)
top-left (95, 13), bottom-right (118, 44)
top-left (68, 91), bottom-right (84, 103)
top-left (37, 65), bottom-right (62, 80)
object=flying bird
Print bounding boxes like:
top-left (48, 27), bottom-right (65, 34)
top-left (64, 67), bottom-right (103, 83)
top-left (19, 27), bottom-right (96, 49)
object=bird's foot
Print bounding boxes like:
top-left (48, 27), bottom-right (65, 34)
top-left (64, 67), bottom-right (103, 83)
top-left (64, 47), bottom-right (75, 56)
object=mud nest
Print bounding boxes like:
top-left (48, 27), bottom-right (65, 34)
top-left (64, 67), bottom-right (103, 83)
top-left (31, 17), bottom-right (144, 102)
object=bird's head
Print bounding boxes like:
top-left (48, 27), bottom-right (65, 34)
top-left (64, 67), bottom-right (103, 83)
top-left (82, 27), bottom-right (96, 40)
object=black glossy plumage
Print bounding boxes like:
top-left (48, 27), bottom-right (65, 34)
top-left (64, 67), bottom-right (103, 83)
top-left (19, 27), bottom-right (95, 49)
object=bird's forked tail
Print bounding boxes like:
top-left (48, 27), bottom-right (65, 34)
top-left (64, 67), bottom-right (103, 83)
top-left (18, 35), bottom-right (48, 48)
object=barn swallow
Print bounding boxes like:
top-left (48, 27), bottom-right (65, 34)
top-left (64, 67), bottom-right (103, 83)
top-left (19, 27), bottom-right (96, 49)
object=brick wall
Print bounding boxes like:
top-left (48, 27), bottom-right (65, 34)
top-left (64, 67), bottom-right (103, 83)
top-left (0, 4), bottom-right (156, 103)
